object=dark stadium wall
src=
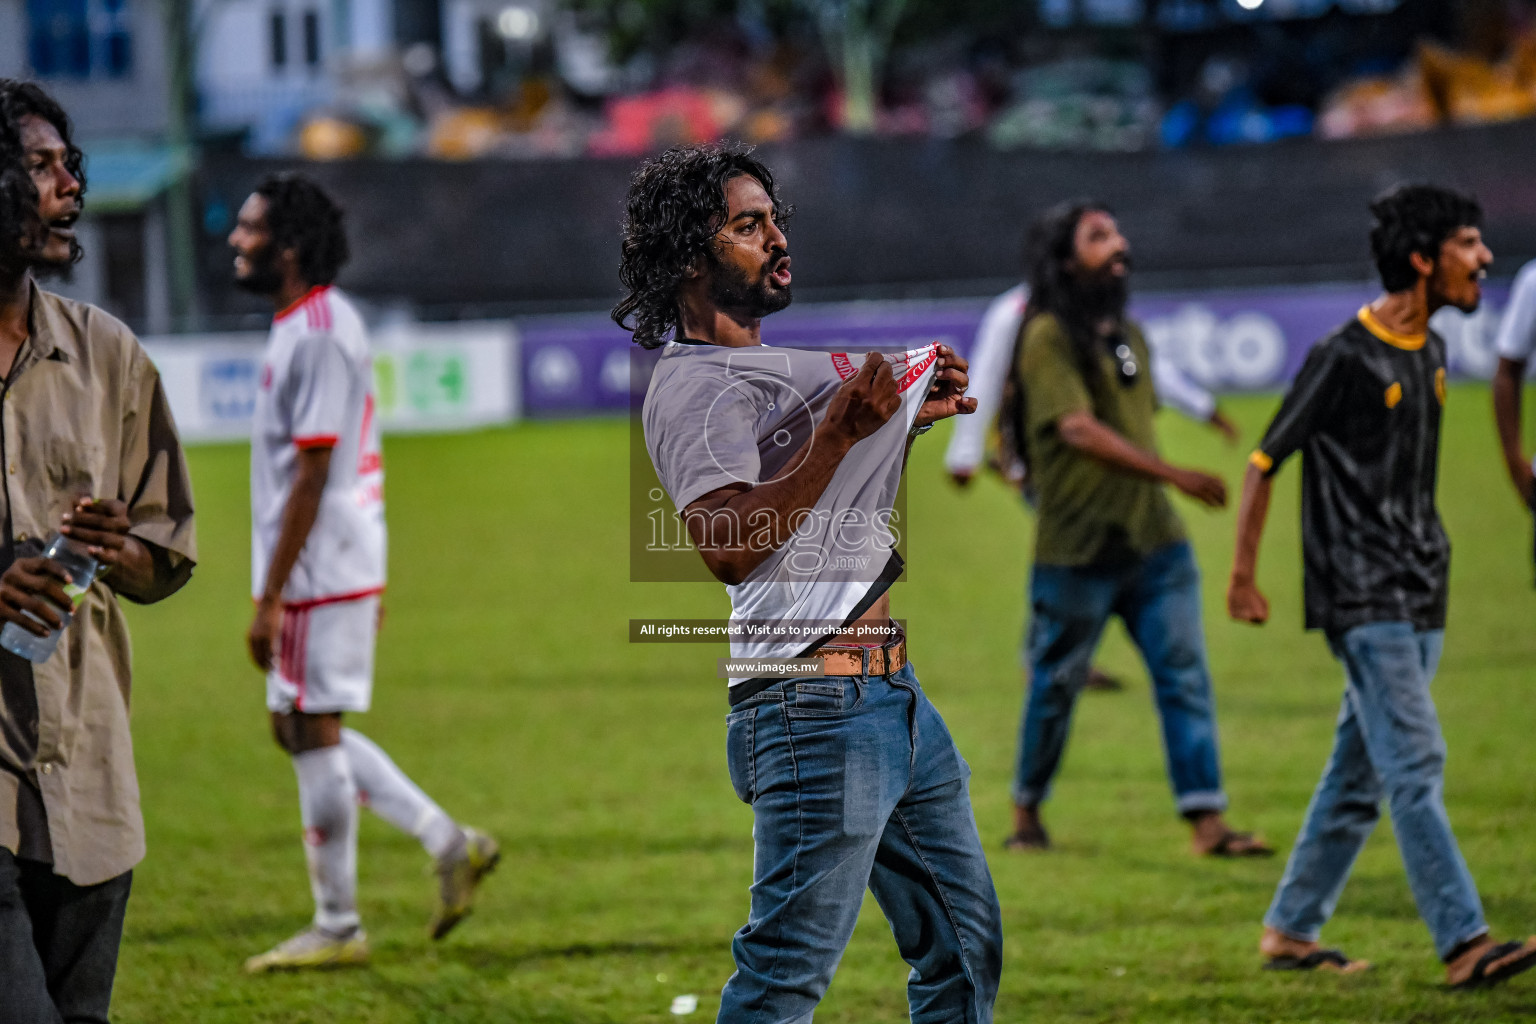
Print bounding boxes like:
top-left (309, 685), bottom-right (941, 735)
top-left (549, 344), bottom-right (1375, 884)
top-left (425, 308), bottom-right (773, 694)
top-left (193, 118), bottom-right (1536, 327)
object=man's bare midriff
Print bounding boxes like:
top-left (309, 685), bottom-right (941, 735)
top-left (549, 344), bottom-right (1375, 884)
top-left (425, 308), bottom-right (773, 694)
top-left (826, 593), bottom-right (895, 645)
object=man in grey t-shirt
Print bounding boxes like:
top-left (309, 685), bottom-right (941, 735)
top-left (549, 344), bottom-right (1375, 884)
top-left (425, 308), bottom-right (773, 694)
top-left (645, 341), bottom-right (942, 684)
top-left (619, 144), bottom-right (1002, 1023)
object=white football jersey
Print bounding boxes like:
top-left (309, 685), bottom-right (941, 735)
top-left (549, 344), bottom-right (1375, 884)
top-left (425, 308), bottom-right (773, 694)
top-left (251, 286), bottom-right (386, 604)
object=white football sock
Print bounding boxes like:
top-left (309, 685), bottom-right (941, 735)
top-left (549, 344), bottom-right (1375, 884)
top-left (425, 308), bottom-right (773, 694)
top-left (341, 728), bottom-right (462, 860)
top-left (292, 745), bottom-right (360, 935)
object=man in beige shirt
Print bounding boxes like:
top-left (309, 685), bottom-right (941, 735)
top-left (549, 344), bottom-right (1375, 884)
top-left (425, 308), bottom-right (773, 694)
top-left (0, 80), bottom-right (196, 1023)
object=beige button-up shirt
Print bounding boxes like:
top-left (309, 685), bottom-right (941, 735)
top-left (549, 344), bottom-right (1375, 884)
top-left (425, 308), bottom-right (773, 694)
top-left (0, 282), bottom-right (197, 886)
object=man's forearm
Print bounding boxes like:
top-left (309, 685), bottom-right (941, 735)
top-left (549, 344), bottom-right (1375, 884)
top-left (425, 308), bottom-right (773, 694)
top-left (1058, 411), bottom-right (1179, 483)
top-left (687, 429), bottom-right (856, 583)
top-left (1230, 464), bottom-right (1273, 583)
top-left (261, 474), bottom-right (326, 602)
top-left (1493, 357), bottom-right (1527, 477)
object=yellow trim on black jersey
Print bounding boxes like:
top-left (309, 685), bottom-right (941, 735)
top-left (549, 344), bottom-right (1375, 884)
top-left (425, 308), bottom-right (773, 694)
top-left (1357, 306), bottom-right (1426, 351)
top-left (1385, 382), bottom-right (1403, 408)
top-left (1249, 450), bottom-right (1274, 473)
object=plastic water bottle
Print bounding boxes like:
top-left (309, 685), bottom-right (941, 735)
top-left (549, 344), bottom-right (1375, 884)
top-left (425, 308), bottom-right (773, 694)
top-left (0, 532), bottom-right (98, 663)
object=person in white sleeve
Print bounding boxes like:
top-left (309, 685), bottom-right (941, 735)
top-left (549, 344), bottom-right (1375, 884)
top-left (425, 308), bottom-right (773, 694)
top-left (1492, 258), bottom-right (1536, 513)
top-left (229, 173), bottom-right (498, 973)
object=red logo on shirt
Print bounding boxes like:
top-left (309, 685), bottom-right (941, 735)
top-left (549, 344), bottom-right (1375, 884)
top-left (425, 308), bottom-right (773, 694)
top-left (895, 346), bottom-right (938, 393)
top-left (829, 346), bottom-right (937, 391)
top-left (260, 364), bottom-right (273, 390)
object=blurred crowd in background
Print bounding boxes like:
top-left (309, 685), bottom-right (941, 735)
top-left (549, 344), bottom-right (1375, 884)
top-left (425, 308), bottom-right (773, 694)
top-left (8, 0), bottom-right (1536, 335)
top-left (194, 0), bottom-right (1536, 160)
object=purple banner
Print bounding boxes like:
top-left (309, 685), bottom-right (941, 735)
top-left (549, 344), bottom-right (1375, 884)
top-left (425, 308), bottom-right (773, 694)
top-left (516, 282), bottom-right (1514, 418)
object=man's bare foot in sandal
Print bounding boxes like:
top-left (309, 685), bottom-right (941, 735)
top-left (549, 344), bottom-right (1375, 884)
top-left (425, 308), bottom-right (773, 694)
top-left (1003, 804), bottom-right (1050, 851)
top-left (1259, 926), bottom-right (1371, 974)
top-left (1191, 810), bottom-right (1274, 857)
top-left (1445, 936), bottom-right (1536, 989)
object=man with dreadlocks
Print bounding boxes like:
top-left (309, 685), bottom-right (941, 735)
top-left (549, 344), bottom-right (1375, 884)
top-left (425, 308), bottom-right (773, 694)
top-left (623, 142), bottom-right (1002, 1023)
top-left (229, 174), bottom-right (498, 973)
top-left (1002, 200), bottom-right (1270, 858)
top-left (0, 79), bottom-right (197, 1020)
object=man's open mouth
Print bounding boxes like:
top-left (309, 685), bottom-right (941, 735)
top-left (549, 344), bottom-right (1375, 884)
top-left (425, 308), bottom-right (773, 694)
top-left (769, 256), bottom-right (792, 287)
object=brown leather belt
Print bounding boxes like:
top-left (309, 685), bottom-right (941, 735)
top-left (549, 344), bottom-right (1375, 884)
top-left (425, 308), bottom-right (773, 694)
top-left (816, 635), bottom-right (906, 677)
top-left (728, 628), bottom-right (908, 707)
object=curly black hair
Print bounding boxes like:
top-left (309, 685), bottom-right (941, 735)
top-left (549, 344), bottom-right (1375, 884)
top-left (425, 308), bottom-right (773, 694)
top-left (1370, 184), bottom-right (1482, 293)
top-left (613, 142), bottom-right (789, 349)
top-left (0, 79), bottom-right (86, 271)
top-left (255, 172), bottom-right (349, 287)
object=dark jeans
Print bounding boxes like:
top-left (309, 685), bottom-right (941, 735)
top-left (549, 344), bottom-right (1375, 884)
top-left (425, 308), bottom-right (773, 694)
top-left (0, 849), bottom-right (131, 1024)
top-left (1012, 542), bottom-right (1227, 815)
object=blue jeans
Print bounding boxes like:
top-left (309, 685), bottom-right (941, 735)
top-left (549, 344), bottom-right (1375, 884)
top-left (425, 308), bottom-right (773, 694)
top-left (719, 663), bottom-right (1003, 1024)
top-left (1012, 541), bottom-right (1227, 815)
top-left (1265, 622), bottom-right (1487, 959)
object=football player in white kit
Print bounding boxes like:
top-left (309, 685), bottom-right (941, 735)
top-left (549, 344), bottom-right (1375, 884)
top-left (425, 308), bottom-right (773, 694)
top-left (229, 174), bottom-right (498, 972)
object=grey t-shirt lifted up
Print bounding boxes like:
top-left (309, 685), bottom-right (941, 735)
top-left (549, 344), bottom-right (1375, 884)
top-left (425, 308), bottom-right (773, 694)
top-left (643, 342), bottom-right (939, 687)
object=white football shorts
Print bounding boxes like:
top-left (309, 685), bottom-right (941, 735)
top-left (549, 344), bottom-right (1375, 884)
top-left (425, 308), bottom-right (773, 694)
top-left (266, 593), bottom-right (380, 714)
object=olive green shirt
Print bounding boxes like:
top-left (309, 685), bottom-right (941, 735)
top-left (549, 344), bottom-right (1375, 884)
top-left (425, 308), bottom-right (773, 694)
top-left (0, 282), bottom-right (196, 885)
top-left (1018, 312), bottom-right (1185, 567)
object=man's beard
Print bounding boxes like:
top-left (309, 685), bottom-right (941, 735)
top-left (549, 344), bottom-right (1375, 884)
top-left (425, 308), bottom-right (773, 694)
top-left (1066, 261), bottom-right (1129, 325)
top-left (233, 244), bottom-right (285, 296)
top-left (8, 221), bottom-right (80, 280)
top-left (1430, 262), bottom-right (1482, 314)
top-left (25, 250), bottom-right (75, 280)
top-left (706, 250), bottom-right (792, 319)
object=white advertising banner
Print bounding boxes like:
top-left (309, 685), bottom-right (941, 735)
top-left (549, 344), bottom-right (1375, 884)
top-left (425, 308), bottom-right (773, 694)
top-left (142, 322), bottom-right (520, 443)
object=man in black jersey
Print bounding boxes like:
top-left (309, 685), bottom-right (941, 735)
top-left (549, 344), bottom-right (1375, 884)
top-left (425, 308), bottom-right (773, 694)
top-left (1228, 185), bottom-right (1536, 987)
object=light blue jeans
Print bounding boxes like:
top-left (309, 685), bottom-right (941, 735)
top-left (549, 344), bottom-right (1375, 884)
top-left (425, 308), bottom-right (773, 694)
top-left (719, 663), bottom-right (1003, 1024)
top-left (1013, 541), bottom-right (1227, 815)
top-left (1265, 622), bottom-right (1487, 960)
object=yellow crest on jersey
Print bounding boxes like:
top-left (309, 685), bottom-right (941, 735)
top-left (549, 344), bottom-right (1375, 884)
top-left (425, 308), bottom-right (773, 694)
top-left (1434, 368), bottom-right (1447, 405)
top-left (1385, 382), bottom-right (1403, 408)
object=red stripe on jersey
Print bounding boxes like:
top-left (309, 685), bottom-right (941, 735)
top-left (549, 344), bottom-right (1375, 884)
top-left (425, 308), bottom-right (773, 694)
top-left (279, 607), bottom-right (296, 684)
top-left (293, 609), bottom-right (310, 710)
top-left (294, 435), bottom-right (339, 450)
top-left (275, 285), bottom-right (331, 323)
top-left (303, 288), bottom-right (332, 331)
top-left (283, 586), bottom-right (385, 611)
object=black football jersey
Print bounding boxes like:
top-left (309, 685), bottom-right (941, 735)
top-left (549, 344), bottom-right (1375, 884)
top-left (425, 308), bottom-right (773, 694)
top-left (1253, 308), bottom-right (1449, 635)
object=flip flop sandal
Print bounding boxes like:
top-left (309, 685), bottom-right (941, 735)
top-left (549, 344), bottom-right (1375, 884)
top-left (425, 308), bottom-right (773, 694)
top-left (1084, 668), bottom-right (1125, 692)
top-left (1263, 949), bottom-right (1369, 974)
top-left (1205, 830), bottom-right (1276, 858)
top-left (1450, 940), bottom-right (1536, 990)
top-left (1002, 825), bottom-right (1050, 852)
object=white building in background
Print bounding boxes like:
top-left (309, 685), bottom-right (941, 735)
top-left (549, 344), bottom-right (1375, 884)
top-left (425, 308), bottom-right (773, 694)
top-left (0, 0), bottom-right (186, 332)
top-left (0, 0), bottom-right (172, 137)
top-left (195, 0), bottom-right (376, 151)
top-left (194, 0), bottom-right (556, 152)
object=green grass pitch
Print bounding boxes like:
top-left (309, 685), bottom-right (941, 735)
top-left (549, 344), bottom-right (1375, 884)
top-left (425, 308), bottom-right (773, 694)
top-left (111, 385), bottom-right (1536, 1023)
